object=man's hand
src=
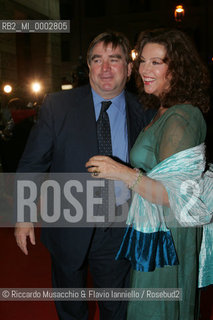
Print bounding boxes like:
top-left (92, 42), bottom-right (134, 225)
top-left (14, 222), bottom-right (35, 255)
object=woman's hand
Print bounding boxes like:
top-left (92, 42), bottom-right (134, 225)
top-left (86, 156), bottom-right (169, 206)
top-left (85, 155), bottom-right (130, 181)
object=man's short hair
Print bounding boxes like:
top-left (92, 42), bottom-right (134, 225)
top-left (87, 31), bottom-right (131, 65)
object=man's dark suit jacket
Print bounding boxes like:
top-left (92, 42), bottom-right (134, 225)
top-left (17, 84), bottom-right (154, 269)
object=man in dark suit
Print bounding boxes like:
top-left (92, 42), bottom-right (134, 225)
top-left (15, 32), bottom-right (154, 320)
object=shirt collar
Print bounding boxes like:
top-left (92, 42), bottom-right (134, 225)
top-left (91, 88), bottom-right (126, 115)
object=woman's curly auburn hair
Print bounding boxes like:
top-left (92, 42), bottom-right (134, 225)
top-left (134, 28), bottom-right (210, 113)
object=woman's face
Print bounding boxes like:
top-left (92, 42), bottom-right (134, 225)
top-left (139, 42), bottom-right (171, 97)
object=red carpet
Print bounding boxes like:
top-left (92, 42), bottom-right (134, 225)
top-left (0, 228), bottom-right (99, 320)
top-left (0, 227), bottom-right (212, 320)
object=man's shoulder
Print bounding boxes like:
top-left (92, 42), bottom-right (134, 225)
top-left (46, 84), bottom-right (91, 103)
top-left (125, 90), bottom-right (140, 103)
top-left (125, 90), bottom-right (156, 126)
top-left (41, 85), bottom-right (92, 116)
top-left (125, 90), bottom-right (143, 114)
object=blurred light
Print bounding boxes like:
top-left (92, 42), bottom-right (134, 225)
top-left (32, 82), bottom-right (41, 93)
top-left (61, 84), bottom-right (73, 90)
top-left (174, 5), bottom-right (185, 22)
top-left (3, 84), bottom-right (12, 93)
top-left (131, 49), bottom-right (138, 61)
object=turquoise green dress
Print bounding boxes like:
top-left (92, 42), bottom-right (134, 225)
top-left (120, 105), bottom-right (207, 320)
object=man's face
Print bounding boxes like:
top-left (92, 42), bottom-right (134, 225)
top-left (88, 42), bottom-right (132, 99)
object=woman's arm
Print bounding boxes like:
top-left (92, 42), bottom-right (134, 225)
top-left (86, 108), bottom-right (202, 207)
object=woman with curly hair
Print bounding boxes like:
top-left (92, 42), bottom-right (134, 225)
top-left (86, 28), bottom-right (212, 319)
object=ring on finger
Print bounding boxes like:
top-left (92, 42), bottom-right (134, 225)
top-left (92, 171), bottom-right (100, 177)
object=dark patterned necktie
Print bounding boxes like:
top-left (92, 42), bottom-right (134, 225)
top-left (96, 101), bottom-right (113, 227)
top-left (97, 101), bottom-right (112, 155)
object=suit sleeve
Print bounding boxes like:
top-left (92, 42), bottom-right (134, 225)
top-left (17, 95), bottom-right (54, 172)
